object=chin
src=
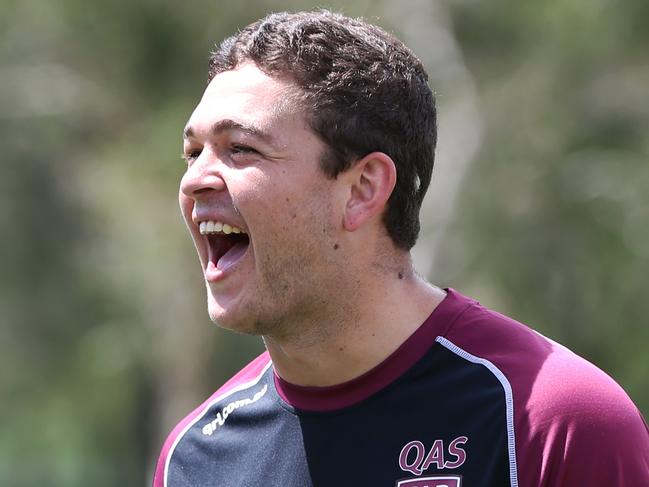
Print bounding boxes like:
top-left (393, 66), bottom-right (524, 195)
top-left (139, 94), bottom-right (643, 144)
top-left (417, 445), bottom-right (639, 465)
top-left (206, 296), bottom-right (258, 335)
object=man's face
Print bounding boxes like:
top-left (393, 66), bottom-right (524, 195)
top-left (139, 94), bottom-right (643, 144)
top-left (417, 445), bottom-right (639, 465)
top-left (180, 64), bottom-right (344, 335)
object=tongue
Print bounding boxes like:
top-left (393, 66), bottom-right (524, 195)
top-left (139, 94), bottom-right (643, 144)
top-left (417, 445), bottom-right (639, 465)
top-left (216, 240), bottom-right (248, 271)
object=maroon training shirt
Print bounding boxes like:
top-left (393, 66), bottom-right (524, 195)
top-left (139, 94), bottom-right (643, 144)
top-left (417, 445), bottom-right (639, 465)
top-left (154, 289), bottom-right (649, 486)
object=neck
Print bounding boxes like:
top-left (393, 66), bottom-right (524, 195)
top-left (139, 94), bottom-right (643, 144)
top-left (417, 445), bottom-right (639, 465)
top-left (263, 262), bottom-right (446, 387)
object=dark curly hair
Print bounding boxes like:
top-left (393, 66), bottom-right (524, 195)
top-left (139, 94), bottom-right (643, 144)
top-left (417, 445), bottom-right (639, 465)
top-left (208, 10), bottom-right (437, 250)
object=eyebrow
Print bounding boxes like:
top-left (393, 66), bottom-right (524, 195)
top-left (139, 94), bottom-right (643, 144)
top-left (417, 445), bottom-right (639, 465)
top-left (183, 119), bottom-right (276, 145)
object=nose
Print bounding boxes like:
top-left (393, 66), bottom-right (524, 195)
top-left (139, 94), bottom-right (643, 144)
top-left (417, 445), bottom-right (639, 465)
top-left (180, 150), bottom-right (227, 199)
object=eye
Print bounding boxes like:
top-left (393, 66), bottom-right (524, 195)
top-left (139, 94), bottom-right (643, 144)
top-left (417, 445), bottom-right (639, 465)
top-left (230, 144), bottom-right (257, 155)
top-left (182, 148), bottom-right (202, 164)
top-left (229, 144), bottom-right (261, 164)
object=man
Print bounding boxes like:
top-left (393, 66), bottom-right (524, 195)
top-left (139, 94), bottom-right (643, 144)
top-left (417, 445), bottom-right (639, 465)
top-left (154, 10), bottom-right (649, 487)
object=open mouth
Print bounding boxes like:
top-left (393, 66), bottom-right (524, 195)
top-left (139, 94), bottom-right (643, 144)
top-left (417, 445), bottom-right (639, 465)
top-left (199, 220), bottom-right (250, 272)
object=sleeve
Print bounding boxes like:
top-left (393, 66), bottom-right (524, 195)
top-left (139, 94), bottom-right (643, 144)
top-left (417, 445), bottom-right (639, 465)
top-left (516, 354), bottom-right (649, 486)
top-left (152, 406), bottom-right (203, 487)
top-left (152, 352), bottom-right (271, 487)
top-left (536, 403), bottom-right (648, 485)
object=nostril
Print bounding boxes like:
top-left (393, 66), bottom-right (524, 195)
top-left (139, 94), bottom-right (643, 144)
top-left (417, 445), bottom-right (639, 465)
top-left (198, 174), bottom-right (227, 193)
top-left (181, 172), bottom-right (227, 197)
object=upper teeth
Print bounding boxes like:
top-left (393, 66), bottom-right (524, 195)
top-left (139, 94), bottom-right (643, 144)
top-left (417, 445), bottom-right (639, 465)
top-left (199, 220), bottom-right (245, 235)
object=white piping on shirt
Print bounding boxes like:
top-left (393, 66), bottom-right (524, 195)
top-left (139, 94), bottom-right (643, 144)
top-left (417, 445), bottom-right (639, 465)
top-left (435, 336), bottom-right (519, 487)
top-left (164, 359), bottom-right (273, 487)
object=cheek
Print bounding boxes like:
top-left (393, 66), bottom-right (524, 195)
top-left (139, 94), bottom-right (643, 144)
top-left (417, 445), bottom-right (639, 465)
top-left (232, 171), bottom-right (292, 218)
top-left (234, 169), bottom-right (335, 244)
top-left (179, 191), bottom-right (194, 224)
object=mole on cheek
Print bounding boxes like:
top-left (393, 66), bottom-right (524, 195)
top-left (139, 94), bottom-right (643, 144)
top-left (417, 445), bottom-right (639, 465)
top-left (333, 243), bottom-right (339, 250)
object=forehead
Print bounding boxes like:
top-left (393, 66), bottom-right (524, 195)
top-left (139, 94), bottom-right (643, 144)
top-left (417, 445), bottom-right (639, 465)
top-left (186, 63), bottom-right (302, 136)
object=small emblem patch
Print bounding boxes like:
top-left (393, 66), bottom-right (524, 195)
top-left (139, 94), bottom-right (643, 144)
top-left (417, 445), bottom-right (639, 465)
top-left (396, 476), bottom-right (461, 487)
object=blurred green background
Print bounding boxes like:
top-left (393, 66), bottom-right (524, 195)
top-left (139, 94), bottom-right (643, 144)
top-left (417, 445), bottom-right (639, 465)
top-left (1, 0), bottom-right (647, 485)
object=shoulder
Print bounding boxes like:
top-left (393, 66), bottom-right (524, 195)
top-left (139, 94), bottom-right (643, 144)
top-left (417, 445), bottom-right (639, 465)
top-left (151, 352), bottom-right (272, 487)
top-left (441, 294), bottom-right (649, 485)
top-left (440, 293), bottom-right (639, 420)
top-left (206, 351), bottom-right (272, 400)
top-left (516, 340), bottom-right (649, 485)
top-left (517, 344), bottom-right (649, 485)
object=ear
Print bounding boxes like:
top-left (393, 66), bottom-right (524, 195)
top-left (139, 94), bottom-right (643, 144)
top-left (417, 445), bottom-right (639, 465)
top-left (342, 152), bottom-right (397, 232)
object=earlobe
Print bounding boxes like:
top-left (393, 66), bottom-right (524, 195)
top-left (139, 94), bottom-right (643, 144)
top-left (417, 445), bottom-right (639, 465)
top-left (343, 152), bottom-right (397, 232)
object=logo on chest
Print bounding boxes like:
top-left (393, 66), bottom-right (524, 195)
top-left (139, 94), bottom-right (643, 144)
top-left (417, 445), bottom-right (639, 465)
top-left (397, 436), bottom-right (467, 486)
top-left (202, 384), bottom-right (268, 436)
